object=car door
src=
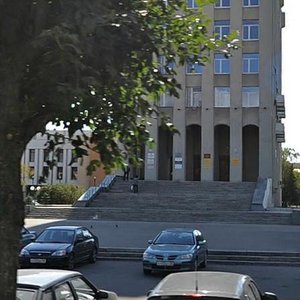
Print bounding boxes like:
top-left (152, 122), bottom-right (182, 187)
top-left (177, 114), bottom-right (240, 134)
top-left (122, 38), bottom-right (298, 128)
top-left (73, 229), bottom-right (87, 263)
top-left (82, 228), bottom-right (95, 259)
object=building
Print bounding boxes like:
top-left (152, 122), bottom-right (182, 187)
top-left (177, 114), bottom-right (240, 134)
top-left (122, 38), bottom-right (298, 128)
top-left (21, 130), bottom-right (106, 191)
top-left (143, 0), bottom-right (285, 206)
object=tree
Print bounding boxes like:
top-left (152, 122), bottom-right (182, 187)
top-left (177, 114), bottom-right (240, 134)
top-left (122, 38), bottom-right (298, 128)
top-left (282, 148), bottom-right (300, 207)
top-left (0, 0), bottom-right (237, 298)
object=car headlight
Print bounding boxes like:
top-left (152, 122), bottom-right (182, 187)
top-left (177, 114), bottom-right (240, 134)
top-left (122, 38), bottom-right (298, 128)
top-left (143, 252), bottom-right (155, 260)
top-left (52, 249), bottom-right (67, 256)
top-left (177, 253), bottom-right (193, 260)
top-left (19, 249), bottom-right (29, 256)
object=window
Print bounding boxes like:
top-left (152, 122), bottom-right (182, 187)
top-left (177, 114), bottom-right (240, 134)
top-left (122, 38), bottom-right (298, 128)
top-left (243, 53), bottom-right (259, 73)
top-left (70, 277), bottom-right (96, 299)
top-left (71, 167), bottom-right (78, 180)
top-left (214, 20), bottom-right (230, 39)
top-left (57, 167), bottom-right (63, 180)
top-left (186, 61), bottom-right (203, 74)
top-left (57, 148), bottom-right (64, 162)
top-left (187, 0), bottom-right (198, 9)
top-left (215, 87), bottom-right (230, 107)
top-left (243, 20), bottom-right (259, 40)
top-left (243, 0), bottom-right (259, 7)
top-left (215, 0), bottom-right (230, 8)
top-left (54, 283), bottom-right (75, 300)
top-left (160, 91), bottom-right (175, 107)
top-left (29, 149), bottom-right (35, 163)
top-left (43, 149), bottom-right (49, 162)
top-left (159, 55), bottom-right (176, 74)
top-left (43, 166), bottom-right (49, 178)
top-left (214, 54), bottom-right (230, 74)
top-left (186, 87), bottom-right (202, 107)
top-left (242, 87), bottom-right (259, 107)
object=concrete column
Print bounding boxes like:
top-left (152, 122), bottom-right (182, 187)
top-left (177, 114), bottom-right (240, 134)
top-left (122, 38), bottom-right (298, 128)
top-left (144, 115), bottom-right (158, 180)
top-left (230, 2), bottom-right (243, 182)
top-left (172, 65), bottom-right (186, 181)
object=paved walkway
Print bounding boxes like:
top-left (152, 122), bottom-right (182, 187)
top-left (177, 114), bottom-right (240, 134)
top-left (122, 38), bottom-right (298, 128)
top-left (25, 218), bottom-right (300, 253)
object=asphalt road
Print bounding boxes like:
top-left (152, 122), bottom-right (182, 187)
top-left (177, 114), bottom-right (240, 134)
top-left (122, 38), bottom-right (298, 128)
top-left (77, 260), bottom-right (300, 300)
top-left (25, 218), bottom-right (300, 252)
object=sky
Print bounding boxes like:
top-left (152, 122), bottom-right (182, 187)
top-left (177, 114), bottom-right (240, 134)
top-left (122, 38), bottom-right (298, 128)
top-left (282, 1), bottom-right (300, 157)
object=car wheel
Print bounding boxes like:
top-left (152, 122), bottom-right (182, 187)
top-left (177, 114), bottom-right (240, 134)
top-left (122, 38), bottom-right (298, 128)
top-left (143, 268), bottom-right (151, 275)
top-left (67, 253), bottom-right (75, 270)
top-left (89, 247), bottom-right (97, 264)
top-left (200, 252), bottom-right (208, 268)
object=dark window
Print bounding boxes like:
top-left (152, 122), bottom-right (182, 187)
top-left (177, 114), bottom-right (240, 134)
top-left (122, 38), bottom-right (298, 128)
top-left (71, 167), bottom-right (78, 180)
top-left (57, 149), bottom-right (64, 162)
top-left (57, 167), bottom-right (63, 180)
top-left (29, 149), bottom-right (35, 162)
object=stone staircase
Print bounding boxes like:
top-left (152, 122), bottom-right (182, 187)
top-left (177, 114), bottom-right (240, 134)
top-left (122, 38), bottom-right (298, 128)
top-left (26, 178), bottom-right (294, 225)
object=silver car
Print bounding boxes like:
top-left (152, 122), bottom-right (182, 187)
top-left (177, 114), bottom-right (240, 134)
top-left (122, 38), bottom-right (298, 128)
top-left (143, 228), bottom-right (208, 274)
top-left (17, 269), bottom-right (118, 300)
top-left (147, 271), bottom-right (277, 300)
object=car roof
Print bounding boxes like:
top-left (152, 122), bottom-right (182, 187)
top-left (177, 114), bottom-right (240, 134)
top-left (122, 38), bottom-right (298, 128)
top-left (162, 228), bottom-right (196, 233)
top-left (44, 225), bottom-right (84, 230)
top-left (17, 269), bottom-right (81, 290)
top-left (147, 271), bottom-right (249, 299)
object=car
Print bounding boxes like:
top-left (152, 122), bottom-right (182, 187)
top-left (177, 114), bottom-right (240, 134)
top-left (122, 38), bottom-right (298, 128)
top-left (142, 228), bottom-right (208, 274)
top-left (16, 268), bottom-right (118, 300)
top-left (20, 226), bottom-right (37, 249)
top-left (146, 271), bottom-right (278, 300)
top-left (19, 225), bottom-right (99, 269)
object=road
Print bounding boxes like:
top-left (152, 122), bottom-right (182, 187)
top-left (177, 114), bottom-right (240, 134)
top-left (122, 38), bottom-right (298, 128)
top-left (77, 260), bottom-right (300, 300)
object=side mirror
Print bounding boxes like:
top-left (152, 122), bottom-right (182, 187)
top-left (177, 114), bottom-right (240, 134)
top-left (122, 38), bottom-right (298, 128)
top-left (96, 290), bottom-right (118, 300)
top-left (262, 292), bottom-right (278, 300)
top-left (76, 237), bottom-right (84, 243)
top-left (198, 240), bottom-right (206, 245)
top-left (147, 240), bottom-right (153, 245)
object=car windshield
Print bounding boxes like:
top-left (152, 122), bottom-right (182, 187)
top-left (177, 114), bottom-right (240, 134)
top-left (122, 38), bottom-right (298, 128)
top-left (36, 229), bottom-right (74, 243)
top-left (16, 288), bottom-right (38, 300)
top-left (154, 231), bottom-right (194, 245)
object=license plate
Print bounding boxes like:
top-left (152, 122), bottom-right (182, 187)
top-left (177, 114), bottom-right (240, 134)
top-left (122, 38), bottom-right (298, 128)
top-left (30, 258), bottom-right (46, 264)
top-left (157, 261), bottom-right (174, 266)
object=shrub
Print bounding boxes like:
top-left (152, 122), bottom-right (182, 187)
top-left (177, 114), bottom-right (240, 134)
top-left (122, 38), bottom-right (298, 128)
top-left (37, 184), bottom-right (85, 205)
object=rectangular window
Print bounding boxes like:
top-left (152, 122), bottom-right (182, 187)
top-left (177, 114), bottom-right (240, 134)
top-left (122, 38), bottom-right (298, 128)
top-left (243, 53), bottom-right (259, 73)
top-left (29, 149), bottom-right (35, 163)
top-left (159, 55), bottom-right (176, 74)
top-left (215, 87), bottom-right (230, 107)
top-left (215, 0), bottom-right (230, 8)
top-left (186, 87), bottom-right (202, 107)
top-left (243, 0), bottom-right (259, 7)
top-left (71, 167), bottom-right (78, 180)
top-left (214, 20), bottom-right (230, 39)
top-left (243, 20), bottom-right (259, 40)
top-left (43, 166), bottom-right (49, 178)
top-left (187, 0), bottom-right (198, 9)
top-left (57, 167), bottom-right (63, 181)
top-left (57, 149), bottom-right (63, 163)
top-left (43, 149), bottom-right (49, 162)
top-left (160, 91), bottom-right (175, 107)
top-left (214, 54), bottom-right (230, 74)
top-left (242, 87), bottom-right (259, 107)
top-left (186, 61), bottom-right (203, 74)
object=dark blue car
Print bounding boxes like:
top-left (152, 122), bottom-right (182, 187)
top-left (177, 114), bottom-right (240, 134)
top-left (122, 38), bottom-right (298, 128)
top-left (142, 228), bottom-right (208, 275)
top-left (19, 225), bottom-right (99, 269)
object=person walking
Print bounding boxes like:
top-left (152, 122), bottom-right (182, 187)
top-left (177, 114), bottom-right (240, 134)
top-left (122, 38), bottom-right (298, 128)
top-left (123, 164), bottom-right (130, 181)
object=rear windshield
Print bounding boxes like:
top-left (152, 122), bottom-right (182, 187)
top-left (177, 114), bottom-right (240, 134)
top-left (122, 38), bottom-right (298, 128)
top-left (16, 288), bottom-right (38, 300)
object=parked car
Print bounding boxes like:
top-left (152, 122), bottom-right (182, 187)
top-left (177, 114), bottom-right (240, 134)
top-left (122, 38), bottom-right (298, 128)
top-left (17, 268), bottom-right (118, 300)
top-left (142, 228), bottom-right (208, 274)
top-left (20, 226), bottom-right (37, 249)
top-left (146, 271), bottom-right (277, 300)
top-left (19, 225), bottom-right (99, 269)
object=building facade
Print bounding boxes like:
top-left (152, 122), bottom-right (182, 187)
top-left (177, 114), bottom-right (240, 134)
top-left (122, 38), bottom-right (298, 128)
top-left (144, 0), bottom-right (286, 206)
top-left (21, 130), bottom-right (106, 191)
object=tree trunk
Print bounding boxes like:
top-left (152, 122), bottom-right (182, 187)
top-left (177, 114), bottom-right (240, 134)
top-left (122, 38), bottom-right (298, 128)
top-left (0, 135), bottom-right (25, 299)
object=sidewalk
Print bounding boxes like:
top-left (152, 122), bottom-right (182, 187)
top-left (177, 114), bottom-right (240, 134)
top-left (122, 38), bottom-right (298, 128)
top-left (25, 218), bottom-right (300, 253)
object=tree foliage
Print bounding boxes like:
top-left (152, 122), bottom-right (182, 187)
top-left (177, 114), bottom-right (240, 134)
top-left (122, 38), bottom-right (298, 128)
top-left (0, 0), bottom-right (238, 298)
top-left (282, 148), bottom-right (300, 207)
